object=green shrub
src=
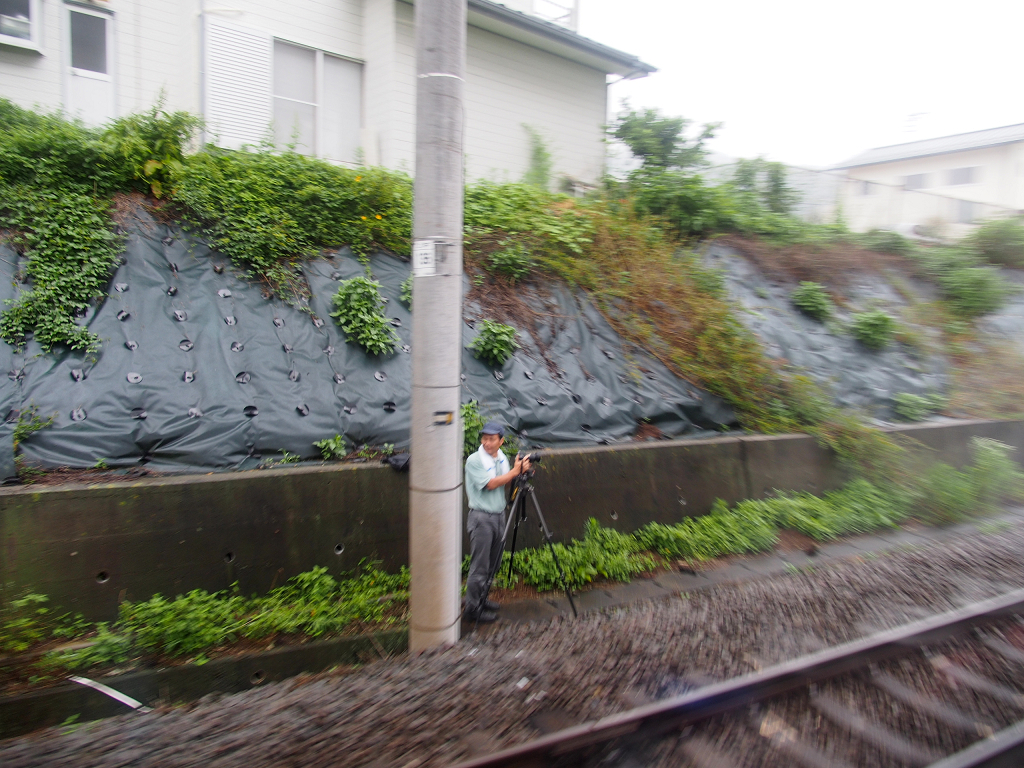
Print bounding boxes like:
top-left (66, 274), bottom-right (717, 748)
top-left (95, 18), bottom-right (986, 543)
top-left (936, 264), bottom-right (1008, 318)
top-left (330, 276), bottom-right (399, 355)
top-left (758, 479), bottom-right (906, 540)
top-left (790, 281), bottom-right (832, 320)
top-left (913, 438), bottom-right (1024, 524)
top-left (850, 310), bottom-right (895, 350)
top-left (498, 518), bottom-right (657, 590)
top-left (893, 392), bottom-right (946, 421)
top-left (915, 463), bottom-right (975, 525)
top-left (400, 274), bottom-right (412, 308)
top-left (915, 247), bottom-right (1009, 318)
top-left (969, 217), bottom-right (1024, 267)
top-left (0, 101), bottom-right (200, 351)
top-left (968, 437), bottom-right (1024, 515)
top-left (469, 319), bottom-right (518, 366)
top-left (858, 229), bottom-right (913, 255)
top-left (314, 434), bottom-right (348, 460)
top-left (487, 241), bottom-right (534, 283)
top-left (637, 499), bottom-right (778, 560)
top-left (49, 563), bottom-right (410, 665)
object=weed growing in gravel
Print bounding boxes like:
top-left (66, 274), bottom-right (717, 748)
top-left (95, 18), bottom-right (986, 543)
top-left (0, 593), bottom-right (86, 654)
top-left (314, 434), bottom-right (348, 460)
top-left (45, 563), bottom-right (408, 670)
top-left (495, 518), bottom-right (657, 590)
top-left (637, 499), bottom-right (778, 559)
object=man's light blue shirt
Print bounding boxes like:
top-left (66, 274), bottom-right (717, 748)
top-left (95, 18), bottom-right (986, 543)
top-left (465, 445), bottom-right (510, 513)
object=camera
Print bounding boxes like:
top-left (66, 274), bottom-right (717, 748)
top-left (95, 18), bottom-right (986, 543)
top-left (520, 452), bottom-right (542, 464)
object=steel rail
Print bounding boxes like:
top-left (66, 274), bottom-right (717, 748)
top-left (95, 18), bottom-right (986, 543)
top-left (453, 587), bottom-right (1024, 768)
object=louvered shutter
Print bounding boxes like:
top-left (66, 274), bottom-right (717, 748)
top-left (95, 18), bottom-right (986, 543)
top-left (203, 17), bottom-right (272, 149)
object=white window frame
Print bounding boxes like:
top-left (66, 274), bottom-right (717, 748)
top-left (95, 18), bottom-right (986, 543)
top-left (272, 36), bottom-right (364, 163)
top-left (65, 3), bottom-right (113, 81)
top-left (0, 0), bottom-right (42, 52)
top-left (272, 40), bottom-right (322, 155)
top-left (63, 3), bottom-right (116, 124)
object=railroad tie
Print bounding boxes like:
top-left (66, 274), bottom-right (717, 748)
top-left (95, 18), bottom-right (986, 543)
top-left (870, 668), bottom-right (995, 738)
top-left (810, 689), bottom-right (941, 767)
top-left (929, 654), bottom-right (1024, 707)
top-left (978, 633), bottom-right (1024, 666)
top-left (677, 735), bottom-right (738, 768)
top-left (753, 710), bottom-right (855, 768)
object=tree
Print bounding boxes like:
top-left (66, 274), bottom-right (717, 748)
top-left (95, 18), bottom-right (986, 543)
top-left (610, 105), bottom-right (718, 170)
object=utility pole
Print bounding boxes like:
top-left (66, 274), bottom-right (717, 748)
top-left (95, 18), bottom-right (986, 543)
top-left (408, 0), bottom-right (466, 651)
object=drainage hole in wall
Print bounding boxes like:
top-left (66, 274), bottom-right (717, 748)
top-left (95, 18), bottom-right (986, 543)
top-left (96, 571), bottom-right (110, 584)
top-left (334, 543), bottom-right (345, 555)
top-left (610, 510), bottom-right (618, 521)
top-left (224, 552), bottom-right (235, 564)
top-left (250, 671), bottom-right (265, 685)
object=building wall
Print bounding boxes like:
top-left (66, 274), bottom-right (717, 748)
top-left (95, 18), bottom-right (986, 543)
top-left (393, 1), bottom-right (607, 184)
top-left (841, 143), bottom-right (1024, 235)
top-left (0, 0), bottom-right (65, 112)
top-left (1, 0), bottom-right (608, 183)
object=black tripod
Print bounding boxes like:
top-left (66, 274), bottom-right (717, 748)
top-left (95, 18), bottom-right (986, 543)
top-left (480, 464), bottom-right (578, 620)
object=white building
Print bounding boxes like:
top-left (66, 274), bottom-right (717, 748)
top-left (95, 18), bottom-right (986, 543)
top-left (0, 0), bottom-right (652, 185)
top-left (833, 125), bottom-right (1024, 237)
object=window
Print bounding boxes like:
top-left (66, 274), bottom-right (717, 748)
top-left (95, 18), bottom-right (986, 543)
top-left (0, 0), bottom-right (39, 49)
top-left (904, 173), bottom-right (929, 191)
top-left (70, 10), bottom-right (107, 73)
top-left (272, 40), bottom-right (362, 163)
top-left (956, 199), bottom-right (975, 224)
top-left (65, 6), bottom-right (114, 126)
top-left (947, 166), bottom-right (980, 186)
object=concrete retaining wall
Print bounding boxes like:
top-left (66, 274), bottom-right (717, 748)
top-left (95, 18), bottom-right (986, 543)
top-left (2, 419), bottom-right (1021, 621)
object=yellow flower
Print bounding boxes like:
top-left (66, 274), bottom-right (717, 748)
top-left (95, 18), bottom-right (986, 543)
top-left (361, 216), bottom-right (367, 220)
top-left (355, 176), bottom-right (362, 182)
top-left (375, 214), bottom-right (382, 220)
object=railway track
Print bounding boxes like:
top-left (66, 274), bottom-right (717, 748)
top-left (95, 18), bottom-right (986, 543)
top-left (454, 588), bottom-right (1024, 768)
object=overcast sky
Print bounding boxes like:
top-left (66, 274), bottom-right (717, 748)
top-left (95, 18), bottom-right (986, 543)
top-left (577, 0), bottom-right (1024, 169)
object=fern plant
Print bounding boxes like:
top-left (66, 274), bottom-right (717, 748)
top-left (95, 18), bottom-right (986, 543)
top-left (330, 277), bottom-right (399, 355)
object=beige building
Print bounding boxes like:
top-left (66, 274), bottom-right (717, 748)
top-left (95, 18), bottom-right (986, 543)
top-left (834, 125), bottom-right (1024, 237)
top-left (0, 0), bottom-right (652, 185)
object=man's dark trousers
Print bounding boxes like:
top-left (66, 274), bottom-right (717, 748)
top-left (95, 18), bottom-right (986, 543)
top-left (465, 508), bottom-right (504, 614)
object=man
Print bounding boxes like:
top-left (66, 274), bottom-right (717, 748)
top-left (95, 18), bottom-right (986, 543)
top-left (463, 421), bottom-right (530, 623)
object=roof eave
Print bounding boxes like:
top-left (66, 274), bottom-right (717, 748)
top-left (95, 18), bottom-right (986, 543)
top-left (397, 0), bottom-right (656, 78)
top-left (833, 133), bottom-right (1024, 170)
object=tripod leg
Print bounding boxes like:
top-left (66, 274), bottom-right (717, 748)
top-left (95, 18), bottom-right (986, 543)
top-left (527, 488), bottom-right (578, 618)
top-left (504, 492), bottom-right (523, 587)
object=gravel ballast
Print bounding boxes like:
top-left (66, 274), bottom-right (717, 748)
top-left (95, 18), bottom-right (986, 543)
top-left (5, 520), bottom-right (1024, 767)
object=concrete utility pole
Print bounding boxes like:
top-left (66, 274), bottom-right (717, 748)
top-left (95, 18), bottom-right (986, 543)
top-left (408, 0), bottom-right (467, 651)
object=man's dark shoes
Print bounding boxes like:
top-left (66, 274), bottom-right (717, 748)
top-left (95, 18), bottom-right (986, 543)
top-left (484, 599), bottom-right (500, 611)
top-left (465, 609), bottom-right (498, 623)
